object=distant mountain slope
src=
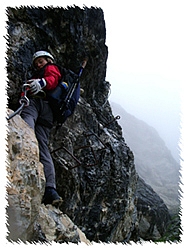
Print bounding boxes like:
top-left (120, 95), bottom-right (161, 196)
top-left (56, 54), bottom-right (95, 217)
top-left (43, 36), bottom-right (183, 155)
top-left (111, 102), bottom-right (180, 213)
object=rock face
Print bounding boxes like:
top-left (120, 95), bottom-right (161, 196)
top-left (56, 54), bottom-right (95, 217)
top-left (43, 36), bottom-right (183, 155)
top-left (6, 6), bottom-right (172, 243)
top-left (49, 99), bottom-right (137, 242)
top-left (6, 111), bottom-right (90, 244)
top-left (6, 112), bottom-right (45, 241)
top-left (135, 177), bottom-right (170, 240)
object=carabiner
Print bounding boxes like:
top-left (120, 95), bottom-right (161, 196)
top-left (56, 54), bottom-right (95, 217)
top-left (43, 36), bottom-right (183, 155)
top-left (19, 95), bottom-right (30, 107)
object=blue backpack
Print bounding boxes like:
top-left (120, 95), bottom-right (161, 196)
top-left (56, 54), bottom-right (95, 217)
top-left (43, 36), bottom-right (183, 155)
top-left (47, 67), bottom-right (80, 124)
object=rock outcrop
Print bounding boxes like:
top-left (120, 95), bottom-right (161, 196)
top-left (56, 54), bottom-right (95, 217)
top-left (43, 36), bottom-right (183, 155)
top-left (6, 111), bottom-right (90, 244)
top-left (6, 111), bottom-right (45, 241)
top-left (48, 97), bottom-right (138, 242)
top-left (6, 6), bottom-right (172, 243)
top-left (135, 177), bottom-right (170, 240)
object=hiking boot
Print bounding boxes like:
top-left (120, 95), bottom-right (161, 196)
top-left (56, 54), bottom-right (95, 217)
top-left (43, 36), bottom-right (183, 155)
top-left (42, 187), bottom-right (62, 206)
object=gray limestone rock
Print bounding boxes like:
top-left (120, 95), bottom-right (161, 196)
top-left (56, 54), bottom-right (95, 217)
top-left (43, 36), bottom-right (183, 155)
top-left (6, 6), bottom-right (173, 243)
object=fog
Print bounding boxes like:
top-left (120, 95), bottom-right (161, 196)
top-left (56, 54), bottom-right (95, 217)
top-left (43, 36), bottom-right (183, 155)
top-left (102, 1), bottom-right (187, 162)
top-left (108, 72), bottom-right (181, 162)
top-left (1, 1), bottom-right (188, 245)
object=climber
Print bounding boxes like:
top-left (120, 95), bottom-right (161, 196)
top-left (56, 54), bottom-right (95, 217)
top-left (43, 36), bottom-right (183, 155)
top-left (21, 51), bottom-right (63, 206)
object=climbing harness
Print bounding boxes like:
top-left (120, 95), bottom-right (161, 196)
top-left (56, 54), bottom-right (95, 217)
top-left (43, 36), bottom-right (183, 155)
top-left (7, 84), bottom-right (30, 120)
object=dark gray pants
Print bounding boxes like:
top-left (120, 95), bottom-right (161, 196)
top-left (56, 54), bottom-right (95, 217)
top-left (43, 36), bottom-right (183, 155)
top-left (21, 98), bottom-right (56, 189)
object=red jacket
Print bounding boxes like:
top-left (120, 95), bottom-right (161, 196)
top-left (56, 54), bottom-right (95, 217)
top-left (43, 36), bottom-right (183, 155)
top-left (32, 63), bottom-right (62, 91)
top-left (43, 64), bottom-right (62, 90)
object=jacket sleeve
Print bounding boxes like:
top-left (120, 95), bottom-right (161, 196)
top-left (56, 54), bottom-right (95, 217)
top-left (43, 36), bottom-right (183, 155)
top-left (43, 65), bottom-right (62, 90)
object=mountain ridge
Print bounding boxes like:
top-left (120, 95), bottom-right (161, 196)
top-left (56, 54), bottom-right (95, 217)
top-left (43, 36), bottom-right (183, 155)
top-left (6, 6), bottom-right (176, 242)
top-left (111, 101), bottom-right (180, 213)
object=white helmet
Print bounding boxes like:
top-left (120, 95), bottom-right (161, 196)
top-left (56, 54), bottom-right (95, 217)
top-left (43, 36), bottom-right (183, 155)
top-left (32, 51), bottom-right (54, 64)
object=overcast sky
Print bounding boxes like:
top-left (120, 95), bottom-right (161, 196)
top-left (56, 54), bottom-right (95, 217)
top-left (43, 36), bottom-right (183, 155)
top-left (102, 0), bottom-right (187, 162)
top-left (1, 0), bottom-right (188, 247)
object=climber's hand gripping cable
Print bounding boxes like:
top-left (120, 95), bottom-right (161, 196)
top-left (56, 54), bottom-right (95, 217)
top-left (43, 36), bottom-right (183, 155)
top-left (7, 84), bottom-right (30, 121)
